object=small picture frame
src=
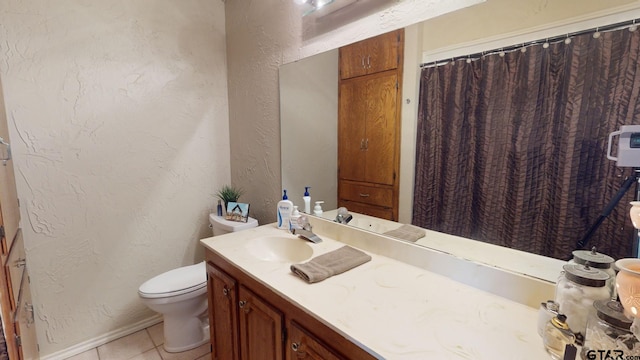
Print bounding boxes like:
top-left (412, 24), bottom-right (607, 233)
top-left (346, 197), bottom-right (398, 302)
top-left (226, 202), bottom-right (250, 223)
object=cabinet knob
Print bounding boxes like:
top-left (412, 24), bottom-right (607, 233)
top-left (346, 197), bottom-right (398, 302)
top-left (291, 342), bottom-right (300, 352)
top-left (222, 286), bottom-right (229, 296)
top-left (239, 300), bottom-right (251, 314)
top-left (14, 258), bottom-right (26, 268)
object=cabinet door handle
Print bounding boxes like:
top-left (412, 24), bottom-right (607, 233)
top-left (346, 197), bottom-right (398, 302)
top-left (361, 56), bottom-right (365, 69)
top-left (360, 139), bottom-right (365, 150)
top-left (359, 193), bottom-right (370, 197)
top-left (239, 300), bottom-right (246, 308)
top-left (364, 138), bottom-right (368, 150)
top-left (14, 258), bottom-right (26, 268)
top-left (222, 286), bottom-right (229, 296)
top-left (291, 342), bottom-right (300, 352)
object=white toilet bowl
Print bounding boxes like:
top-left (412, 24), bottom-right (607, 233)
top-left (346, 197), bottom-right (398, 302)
top-left (138, 215), bottom-right (259, 353)
top-left (138, 262), bottom-right (209, 353)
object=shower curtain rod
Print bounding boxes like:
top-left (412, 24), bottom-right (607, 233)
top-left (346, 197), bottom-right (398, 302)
top-left (420, 18), bottom-right (640, 68)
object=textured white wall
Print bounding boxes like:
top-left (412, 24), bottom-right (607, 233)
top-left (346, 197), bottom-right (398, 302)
top-left (0, 0), bottom-right (228, 356)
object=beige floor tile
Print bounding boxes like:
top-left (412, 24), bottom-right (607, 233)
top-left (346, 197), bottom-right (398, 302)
top-left (147, 322), bottom-right (164, 346)
top-left (97, 329), bottom-right (156, 360)
top-left (64, 348), bottom-right (99, 360)
top-left (157, 343), bottom-right (210, 360)
top-left (130, 348), bottom-right (163, 360)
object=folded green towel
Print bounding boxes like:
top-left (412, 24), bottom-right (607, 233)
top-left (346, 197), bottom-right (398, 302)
top-left (383, 224), bottom-right (426, 242)
top-left (290, 246), bottom-right (371, 283)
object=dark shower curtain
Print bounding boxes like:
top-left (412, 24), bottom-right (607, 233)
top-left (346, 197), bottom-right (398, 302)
top-left (413, 27), bottom-right (640, 260)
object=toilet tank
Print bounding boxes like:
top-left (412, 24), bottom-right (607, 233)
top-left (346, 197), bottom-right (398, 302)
top-left (209, 214), bottom-right (259, 236)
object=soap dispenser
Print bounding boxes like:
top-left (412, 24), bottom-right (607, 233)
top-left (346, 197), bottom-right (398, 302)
top-left (313, 201), bottom-right (324, 216)
top-left (277, 190), bottom-right (294, 230)
top-left (290, 206), bottom-right (302, 230)
top-left (303, 187), bottom-right (311, 214)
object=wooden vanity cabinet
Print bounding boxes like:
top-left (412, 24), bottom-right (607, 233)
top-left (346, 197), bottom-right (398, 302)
top-left (286, 321), bottom-right (343, 360)
top-left (238, 285), bottom-right (284, 360)
top-left (207, 263), bottom-right (239, 360)
top-left (338, 29), bottom-right (403, 221)
top-left (205, 252), bottom-right (376, 360)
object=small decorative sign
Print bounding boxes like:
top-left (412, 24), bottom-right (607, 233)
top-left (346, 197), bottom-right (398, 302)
top-left (226, 202), bottom-right (250, 223)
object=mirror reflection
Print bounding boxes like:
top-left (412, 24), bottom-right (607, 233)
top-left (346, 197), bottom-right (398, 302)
top-left (280, 17), bottom-right (640, 282)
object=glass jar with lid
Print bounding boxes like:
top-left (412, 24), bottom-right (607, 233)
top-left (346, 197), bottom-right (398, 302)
top-left (581, 300), bottom-right (640, 358)
top-left (569, 247), bottom-right (616, 298)
top-left (555, 263), bottom-right (610, 337)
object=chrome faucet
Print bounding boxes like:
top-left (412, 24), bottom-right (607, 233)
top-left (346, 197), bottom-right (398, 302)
top-left (335, 207), bottom-right (353, 224)
top-left (291, 215), bottom-right (322, 243)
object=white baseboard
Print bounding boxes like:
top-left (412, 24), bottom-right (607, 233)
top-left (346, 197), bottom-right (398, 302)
top-left (39, 315), bottom-right (163, 360)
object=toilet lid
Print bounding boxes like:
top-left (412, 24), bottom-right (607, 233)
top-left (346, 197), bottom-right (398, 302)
top-left (209, 214), bottom-right (259, 232)
top-left (138, 261), bottom-right (206, 298)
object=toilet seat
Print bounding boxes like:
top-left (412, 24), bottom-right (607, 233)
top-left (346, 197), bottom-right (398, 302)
top-left (139, 262), bottom-right (206, 299)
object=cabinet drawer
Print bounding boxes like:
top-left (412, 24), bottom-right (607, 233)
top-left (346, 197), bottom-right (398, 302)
top-left (5, 229), bottom-right (25, 310)
top-left (339, 183), bottom-right (393, 207)
top-left (338, 200), bottom-right (394, 220)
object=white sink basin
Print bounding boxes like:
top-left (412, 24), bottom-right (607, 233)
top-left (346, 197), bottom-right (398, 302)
top-left (246, 236), bottom-right (313, 263)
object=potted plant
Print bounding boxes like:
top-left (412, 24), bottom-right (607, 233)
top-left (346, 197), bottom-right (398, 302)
top-left (217, 184), bottom-right (244, 208)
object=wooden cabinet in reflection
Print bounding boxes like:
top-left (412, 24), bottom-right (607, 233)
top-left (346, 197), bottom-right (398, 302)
top-left (338, 29), bottom-right (403, 221)
top-left (339, 30), bottom-right (402, 80)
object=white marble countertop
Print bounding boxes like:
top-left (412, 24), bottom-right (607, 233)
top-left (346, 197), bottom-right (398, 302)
top-left (200, 222), bottom-right (552, 359)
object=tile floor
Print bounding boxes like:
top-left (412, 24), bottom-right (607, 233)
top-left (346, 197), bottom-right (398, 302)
top-left (64, 322), bottom-right (210, 360)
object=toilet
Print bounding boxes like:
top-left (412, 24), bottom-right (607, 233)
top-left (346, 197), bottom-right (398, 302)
top-left (209, 213), bottom-right (259, 236)
top-left (137, 213), bottom-right (259, 352)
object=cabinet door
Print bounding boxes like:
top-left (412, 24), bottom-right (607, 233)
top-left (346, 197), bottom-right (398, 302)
top-left (339, 30), bottom-right (401, 79)
top-left (365, 30), bottom-right (400, 75)
top-left (364, 72), bottom-right (398, 185)
top-left (207, 263), bottom-right (239, 360)
top-left (238, 285), bottom-right (283, 360)
top-left (339, 41), bottom-right (368, 79)
top-left (338, 77), bottom-right (367, 182)
top-left (286, 321), bottom-right (344, 360)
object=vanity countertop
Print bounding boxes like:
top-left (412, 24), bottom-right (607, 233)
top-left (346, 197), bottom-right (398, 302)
top-left (200, 223), bottom-right (551, 359)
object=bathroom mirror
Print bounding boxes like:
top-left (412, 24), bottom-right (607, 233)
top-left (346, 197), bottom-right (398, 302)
top-left (279, 32), bottom-right (568, 283)
top-left (279, 13), bottom-right (636, 284)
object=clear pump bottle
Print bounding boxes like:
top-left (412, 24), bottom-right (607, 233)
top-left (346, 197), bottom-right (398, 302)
top-left (543, 314), bottom-right (576, 359)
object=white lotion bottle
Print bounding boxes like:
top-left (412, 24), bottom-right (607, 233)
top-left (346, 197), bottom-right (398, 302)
top-left (277, 190), bottom-right (294, 230)
top-left (303, 186), bottom-right (311, 214)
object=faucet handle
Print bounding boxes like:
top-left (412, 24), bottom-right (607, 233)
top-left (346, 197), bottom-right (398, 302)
top-left (289, 214), bottom-right (312, 232)
top-left (299, 215), bottom-right (312, 231)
